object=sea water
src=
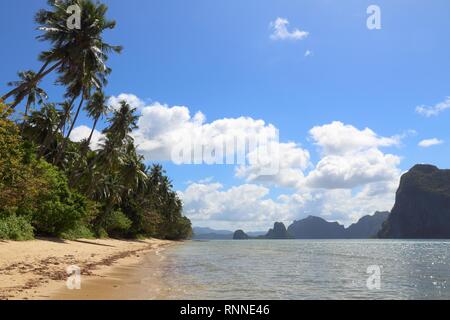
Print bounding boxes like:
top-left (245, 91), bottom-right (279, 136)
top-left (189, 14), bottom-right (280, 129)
top-left (161, 240), bottom-right (450, 300)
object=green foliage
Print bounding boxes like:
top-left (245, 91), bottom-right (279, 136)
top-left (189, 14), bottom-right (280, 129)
top-left (60, 223), bottom-right (95, 240)
top-left (102, 210), bottom-right (132, 237)
top-left (0, 214), bottom-right (34, 241)
top-left (30, 161), bottom-right (88, 236)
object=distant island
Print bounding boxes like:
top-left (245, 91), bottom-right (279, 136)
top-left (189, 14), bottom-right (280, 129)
top-left (232, 211), bottom-right (389, 240)
top-left (192, 227), bottom-right (265, 240)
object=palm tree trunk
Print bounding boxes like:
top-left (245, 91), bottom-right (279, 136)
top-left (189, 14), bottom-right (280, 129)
top-left (58, 95), bottom-right (77, 135)
top-left (66, 96), bottom-right (84, 141)
top-left (20, 96), bottom-right (32, 133)
top-left (9, 96), bottom-right (25, 110)
top-left (38, 129), bottom-right (54, 159)
top-left (69, 116), bottom-right (99, 187)
top-left (2, 60), bottom-right (60, 103)
top-left (87, 116), bottom-right (100, 147)
top-left (54, 96), bottom-right (84, 165)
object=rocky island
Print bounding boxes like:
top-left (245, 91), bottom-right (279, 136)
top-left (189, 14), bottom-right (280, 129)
top-left (379, 164), bottom-right (450, 238)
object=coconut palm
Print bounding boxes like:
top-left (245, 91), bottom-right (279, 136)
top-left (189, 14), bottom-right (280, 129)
top-left (7, 71), bottom-right (48, 113)
top-left (55, 67), bottom-right (109, 165)
top-left (103, 100), bottom-right (139, 146)
top-left (2, 0), bottom-right (122, 104)
top-left (120, 143), bottom-right (147, 194)
top-left (85, 90), bottom-right (109, 147)
top-left (26, 103), bottom-right (62, 159)
top-left (57, 98), bottom-right (76, 136)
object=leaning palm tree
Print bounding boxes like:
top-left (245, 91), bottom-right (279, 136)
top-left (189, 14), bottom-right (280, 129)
top-left (7, 70), bottom-right (48, 112)
top-left (85, 90), bottom-right (109, 147)
top-left (2, 0), bottom-right (122, 105)
top-left (55, 64), bottom-right (110, 165)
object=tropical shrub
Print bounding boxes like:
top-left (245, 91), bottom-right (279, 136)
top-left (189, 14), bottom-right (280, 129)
top-left (0, 213), bottom-right (34, 241)
top-left (30, 161), bottom-right (88, 236)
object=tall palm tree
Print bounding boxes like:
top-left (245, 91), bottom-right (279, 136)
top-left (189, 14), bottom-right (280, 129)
top-left (85, 90), bottom-right (109, 147)
top-left (2, 0), bottom-right (122, 104)
top-left (7, 71), bottom-right (48, 113)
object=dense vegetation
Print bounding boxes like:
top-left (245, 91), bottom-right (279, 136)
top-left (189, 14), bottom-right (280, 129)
top-left (0, 0), bottom-right (192, 240)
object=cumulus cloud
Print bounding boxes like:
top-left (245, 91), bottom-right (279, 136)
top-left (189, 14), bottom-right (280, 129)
top-left (108, 93), bottom-right (145, 111)
top-left (69, 125), bottom-right (104, 150)
top-left (304, 122), bottom-right (401, 189)
top-left (308, 121), bottom-right (399, 156)
top-left (179, 181), bottom-right (305, 230)
top-left (416, 97), bottom-right (450, 117)
top-left (270, 17), bottom-right (309, 41)
top-left (236, 142), bottom-right (310, 189)
top-left (132, 101), bottom-right (280, 164)
top-left (418, 138), bottom-right (444, 148)
top-left (129, 98), bottom-right (311, 188)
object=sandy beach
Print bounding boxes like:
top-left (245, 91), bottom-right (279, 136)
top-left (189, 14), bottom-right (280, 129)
top-left (0, 238), bottom-right (178, 300)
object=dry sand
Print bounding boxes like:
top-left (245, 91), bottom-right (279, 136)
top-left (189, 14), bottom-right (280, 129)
top-left (0, 238), bottom-right (179, 300)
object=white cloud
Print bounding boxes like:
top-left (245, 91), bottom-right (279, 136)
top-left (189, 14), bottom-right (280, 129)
top-left (179, 181), bottom-right (303, 231)
top-left (304, 122), bottom-right (401, 189)
top-left (132, 101), bottom-right (279, 163)
top-left (309, 121), bottom-right (399, 156)
top-left (305, 150), bottom-right (400, 189)
top-left (108, 93), bottom-right (145, 111)
top-left (69, 125), bottom-right (104, 150)
top-left (416, 97), bottom-right (450, 117)
top-left (304, 50), bottom-right (312, 57)
top-left (270, 17), bottom-right (309, 41)
top-left (418, 138), bottom-right (444, 148)
top-left (236, 142), bottom-right (310, 189)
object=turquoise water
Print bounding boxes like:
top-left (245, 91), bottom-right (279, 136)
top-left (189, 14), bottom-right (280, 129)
top-left (162, 240), bottom-right (450, 300)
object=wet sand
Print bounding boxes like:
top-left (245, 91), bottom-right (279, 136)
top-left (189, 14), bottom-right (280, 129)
top-left (0, 238), bottom-right (178, 300)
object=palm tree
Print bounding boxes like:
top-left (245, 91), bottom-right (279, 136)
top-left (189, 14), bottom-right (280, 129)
top-left (85, 90), bottom-right (109, 147)
top-left (103, 100), bottom-right (139, 145)
top-left (7, 71), bottom-right (48, 113)
top-left (26, 103), bottom-right (62, 159)
top-left (57, 98), bottom-right (76, 136)
top-left (120, 143), bottom-right (147, 194)
top-left (55, 67), bottom-right (109, 165)
top-left (2, 0), bottom-right (122, 104)
top-left (87, 102), bottom-right (141, 205)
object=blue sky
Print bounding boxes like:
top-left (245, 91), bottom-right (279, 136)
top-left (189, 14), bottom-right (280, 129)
top-left (2, 0), bottom-right (450, 230)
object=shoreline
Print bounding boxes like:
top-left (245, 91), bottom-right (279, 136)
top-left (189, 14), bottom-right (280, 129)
top-left (0, 238), bottom-right (179, 300)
